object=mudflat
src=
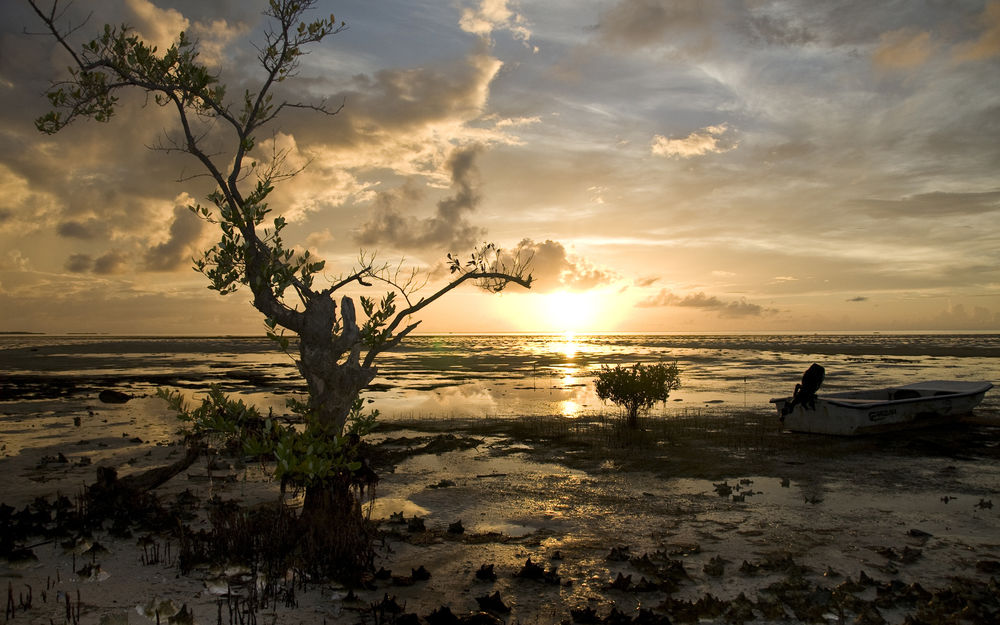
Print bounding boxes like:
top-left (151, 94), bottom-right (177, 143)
top-left (2, 393), bottom-right (999, 624)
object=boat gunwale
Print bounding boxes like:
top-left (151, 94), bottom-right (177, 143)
top-left (769, 381), bottom-right (993, 410)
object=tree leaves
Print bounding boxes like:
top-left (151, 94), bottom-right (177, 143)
top-left (595, 362), bottom-right (681, 428)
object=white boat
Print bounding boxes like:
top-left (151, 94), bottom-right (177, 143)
top-left (771, 380), bottom-right (993, 436)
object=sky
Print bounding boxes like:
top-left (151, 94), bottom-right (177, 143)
top-left (1, 0), bottom-right (999, 335)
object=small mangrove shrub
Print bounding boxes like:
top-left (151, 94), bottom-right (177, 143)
top-left (595, 362), bottom-right (681, 429)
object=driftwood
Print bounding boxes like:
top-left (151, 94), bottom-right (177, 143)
top-left (93, 442), bottom-right (203, 495)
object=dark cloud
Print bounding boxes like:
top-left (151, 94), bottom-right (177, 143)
top-left (355, 145), bottom-right (487, 252)
top-left (637, 289), bottom-right (773, 318)
top-left (94, 251), bottom-right (127, 275)
top-left (57, 220), bottom-right (102, 239)
top-left (143, 204), bottom-right (206, 271)
top-left (847, 296), bottom-right (868, 302)
top-left (64, 251), bottom-right (128, 275)
top-left (64, 254), bottom-right (93, 273)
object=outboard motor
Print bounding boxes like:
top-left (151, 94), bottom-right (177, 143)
top-left (781, 363), bottom-right (825, 416)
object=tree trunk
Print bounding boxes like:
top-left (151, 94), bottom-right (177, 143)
top-left (297, 295), bottom-right (377, 434)
top-left (626, 404), bottom-right (640, 429)
top-left (292, 295), bottom-right (378, 578)
top-left (298, 474), bottom-right (375, 578)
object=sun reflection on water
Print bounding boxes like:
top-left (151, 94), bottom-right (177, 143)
top-left (553, 332), bottom-right (579, 359)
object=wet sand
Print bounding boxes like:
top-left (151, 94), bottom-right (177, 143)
top-left (2, 390), bottom-right (1000, 624)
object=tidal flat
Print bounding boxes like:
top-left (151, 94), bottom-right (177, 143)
top-left (1, 334), bottom-right (999, 623)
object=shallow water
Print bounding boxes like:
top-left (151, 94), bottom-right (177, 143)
top-left (1, 333), bottom-right (997, 422)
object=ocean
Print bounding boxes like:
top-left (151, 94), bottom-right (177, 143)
top-left (2, 333), bottom-right (998, 421)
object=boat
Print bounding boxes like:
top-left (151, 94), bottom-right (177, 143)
top-left (770, 380), bottom-right (993, 436)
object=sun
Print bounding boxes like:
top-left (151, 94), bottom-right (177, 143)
top-left (542, 290), bottom-right (602, 333)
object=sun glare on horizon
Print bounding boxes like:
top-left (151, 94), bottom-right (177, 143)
top-left (542, 290), bottom-right (604, 334)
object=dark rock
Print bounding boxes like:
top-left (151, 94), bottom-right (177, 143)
top-left (693, 594), bottom-right (727, 619)
top-left (426, 606), bottom-right (461, 625)
top-left (603, 607), bottom-right (633, 625)
top-left (372, 594), bottom-right (404, 616)
top-left (515, 557), bottom-right (545, 580)
top-left (395, 614), bottom-right (421, 625)
top-left (570, 607), bottom-right (601, 624)
top-left (607, 545), bottom-right (631, 561)
top-left (739, 560), bottom-right (759, 576)
top-left (448, 520), bottom-right (465, 534)
top-left (475, 591), bottom-right (510, 614)
top-left (606, 572), bottom-right (632, 591)
top-left (703, 555), bottom-right (726, 577)
top-left (99, 389), bottom-right (131, 404)
top-left (723, 592), bottom-right (755, 624)
top-left (412, 565), bottom-right (431, 581)
top-left (854, 604), bottom-right (886, 625)
top-left (632, 608), bottom-right (670, 625)
top-left (475, 563), bottom-right (496, 581)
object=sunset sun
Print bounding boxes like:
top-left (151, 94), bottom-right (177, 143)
top-left (542, 290), bottom-right (602, 334)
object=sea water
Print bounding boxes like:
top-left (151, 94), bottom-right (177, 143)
top-left (2, 333), bottom-right (998, 421)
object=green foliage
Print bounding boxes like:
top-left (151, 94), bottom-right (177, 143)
top-left (595, 362), bottom-right (681, 428)
top-left (36, 26), bottom-right (223, 134)
top-left (158, 387), bottom-right (377, 487)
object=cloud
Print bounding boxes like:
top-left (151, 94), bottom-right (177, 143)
top-left (505, 239), bottom-right (615, 292)
top-left (847, 296), bottom-right (869, 302)
top-left (143, 200), bottom-right (206, 271)
top-left (57, 220), bottom-right (102, 240)
top-left (651, 124), bottom-right (736, 158)
top-left (634, 276), bottom-right (659, 288)
top-left (189, 19), bottom-right (249, 67)
top-left (64, 251), bottom-right (127, 275)
top-left (637, 289), bottom-right (774, 318)
top-left (873, 28), bottom-right (935, 69)
top-left (596, 0), bottom-right (720, 55)
top-left (355, 145), bottom-right (487, 252)
top-left (124, 0), bottom-right (190, 52)
top-left (94, 251), bottom-right (128, 275)
top-left (953, 1), bottom-right (1000, 62)
top-left (459, 0), bottom-right (532, 47)
top-left (0, 250), bottom-right (28, 271)
top-left (855, 190), bottom-right (1000, 217)
top-left (746, 13), bottom-right (817, 47)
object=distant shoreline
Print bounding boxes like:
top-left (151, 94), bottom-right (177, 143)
top-left (2, 330), bottom-right (999, 338)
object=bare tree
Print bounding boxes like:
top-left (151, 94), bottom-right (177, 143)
top-left (27, 0), bottom-right (531, 576)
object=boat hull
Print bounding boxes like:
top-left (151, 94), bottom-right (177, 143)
top-left (771, 380), bottom-right (992, 436)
